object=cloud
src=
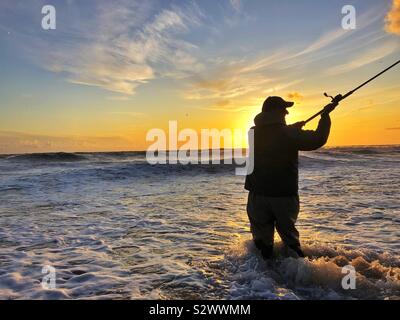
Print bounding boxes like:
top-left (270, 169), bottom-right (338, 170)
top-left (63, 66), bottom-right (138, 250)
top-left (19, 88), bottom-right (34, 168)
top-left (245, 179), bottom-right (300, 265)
top-left (386, 127), bottom-right (400, 130)
top-left (185, 62), bottom-right (303, 112)
top-left (0, 131), bottom-right (135, 154)
top-left (180, 4), bottom-right (392, 113)
top-left (216, 100), bottom-right (231, 107)
top-left (291, 6), bottom-right (385, 64)
top-left (287, 92), bottom-right (304, 101)
top-left (107, 95), bottom-right (133, 101)
top-left (106, 111), bottom-right (145, 117)
top-left (385, 0), bottom-right (400, 35)
top-left (325, 41), bottom-right (398, 75)
top-left (3, 1), bottom-right (204, 95)
top-left (65, 3), bottom-right (203, 94)
top-left (183, 45), bottom-right (305, 106)
top-left (229, 0), bottom-right (242, 12)
top-left (237, 50), bottom-right (294, 74)
top-left (184, 70), bottom-right (275, 101)
top-left (2, 1), bottom-right (392, 107)
top-left (297, 29), bottom-right (347, 57)
top-left (194, 5), bottom-right (388, 105)
top-left (198, 105), bottom-right (252, 112)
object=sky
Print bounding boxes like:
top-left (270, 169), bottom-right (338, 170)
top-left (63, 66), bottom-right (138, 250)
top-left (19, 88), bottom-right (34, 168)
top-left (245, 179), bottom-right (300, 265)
top-left (0, 0), bottom-right (399, 153)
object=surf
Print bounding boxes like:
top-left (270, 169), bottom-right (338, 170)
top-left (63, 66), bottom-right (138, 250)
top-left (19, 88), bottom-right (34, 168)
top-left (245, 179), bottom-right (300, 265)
top-left (223, 238), bottom-right (400, 300)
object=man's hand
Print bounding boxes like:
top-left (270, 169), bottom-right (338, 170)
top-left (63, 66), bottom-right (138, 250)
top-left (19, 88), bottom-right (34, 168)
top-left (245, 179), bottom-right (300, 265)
top-left (292, 121), bottom-right (305, 128)
top-left (322, 94), bottom-right (342, 115)
top-left (322, 101), bottom-right (339, 115)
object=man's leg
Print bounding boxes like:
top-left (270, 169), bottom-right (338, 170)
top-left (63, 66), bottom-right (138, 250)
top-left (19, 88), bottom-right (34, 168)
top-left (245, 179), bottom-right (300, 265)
top-left (270, 196), bottom-right (304, 257)
top-left (246, 192), bottom-right (275, 259)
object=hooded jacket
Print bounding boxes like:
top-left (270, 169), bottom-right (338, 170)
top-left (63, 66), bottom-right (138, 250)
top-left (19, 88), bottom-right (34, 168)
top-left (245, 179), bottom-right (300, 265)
top-left (244, 112), bottom-right (331, 196)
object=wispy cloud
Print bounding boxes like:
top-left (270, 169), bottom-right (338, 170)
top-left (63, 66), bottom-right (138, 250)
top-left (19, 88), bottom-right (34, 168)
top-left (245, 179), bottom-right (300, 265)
top-left (1, 1), bottom-right (395, 109)
top-left (297, 28), bottom-right (347, 57)
top-left (106, 111), bottom-right (145, 117)
top-left (196, 80), bottom-right (305, 113)
top-left (287, 92), bottom-right (304, 101)
top-left (3, 1), bottom-right (204, 95)
top-left (229, 0), bottom-right (242, 12)
top-left (385, 0), bottom-right (400, 35)
top-left (63, 2), bottom-right (204, 95)
top-left (183, 5), bottom-right (391, 111)
top-left (0, 131), bottom-right (135, 154)
top-left (325, 41), bottom-right (399, 75)
top-left (185, 71), bottom-right (275, 101)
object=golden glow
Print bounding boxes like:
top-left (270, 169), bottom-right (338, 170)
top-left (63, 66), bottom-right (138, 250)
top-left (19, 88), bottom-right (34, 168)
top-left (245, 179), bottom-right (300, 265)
top-left (1, 0), bottom-right (399, 154)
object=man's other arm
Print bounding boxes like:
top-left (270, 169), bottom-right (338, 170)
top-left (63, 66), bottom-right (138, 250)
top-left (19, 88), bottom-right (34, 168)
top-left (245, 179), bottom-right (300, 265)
top-left (288, 114), bottom-right (331, 151)
top-left (287, 100), bottom-right (339, 151)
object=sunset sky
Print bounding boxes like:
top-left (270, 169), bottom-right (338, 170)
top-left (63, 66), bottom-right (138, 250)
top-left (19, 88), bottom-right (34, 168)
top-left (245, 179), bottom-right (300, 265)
top-left (0, 0), bottom-right (399, 154)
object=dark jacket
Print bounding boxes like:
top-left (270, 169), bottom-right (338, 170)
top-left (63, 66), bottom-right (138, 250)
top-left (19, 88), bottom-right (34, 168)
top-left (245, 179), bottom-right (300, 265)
top-left (244, 112), bottom-right (331, 196)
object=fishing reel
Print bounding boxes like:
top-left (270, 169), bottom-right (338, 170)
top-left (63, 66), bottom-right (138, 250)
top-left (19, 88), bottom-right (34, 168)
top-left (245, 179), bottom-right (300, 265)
top-left (323, 92), bottom-right (343, 103)
top-left (303, 59), bottom-right (399, 125)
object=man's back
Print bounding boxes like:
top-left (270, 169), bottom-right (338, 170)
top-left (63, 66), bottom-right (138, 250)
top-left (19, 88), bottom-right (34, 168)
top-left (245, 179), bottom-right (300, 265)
top-left (245, 111), bottom-right (331, 197)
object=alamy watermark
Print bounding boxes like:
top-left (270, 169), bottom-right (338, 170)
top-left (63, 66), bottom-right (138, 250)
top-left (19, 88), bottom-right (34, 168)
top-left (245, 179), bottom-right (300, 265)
top-left (342, 5), bottom-right (356, 30)
top-left (146, 121), bottom-right (254, 176)
top-left (341, 265), bottom-right (356, 290)
top-left (39, 4), bottom-right (356, 31)
top-left (41, 5), bottom-right (56, 30)
top-left (41, 265), bottom-right (56, 289)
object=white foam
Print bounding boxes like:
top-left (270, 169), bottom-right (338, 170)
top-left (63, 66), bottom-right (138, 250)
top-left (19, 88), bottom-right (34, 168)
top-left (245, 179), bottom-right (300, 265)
top-left (224, 238), bottom-right (400, 300)
top-left (0, 147), bottom-right (398, 299)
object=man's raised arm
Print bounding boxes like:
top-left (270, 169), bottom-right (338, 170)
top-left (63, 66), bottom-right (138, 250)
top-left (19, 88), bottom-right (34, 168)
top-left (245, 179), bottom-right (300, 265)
top-left (287, 102), bottom-right (337, 151)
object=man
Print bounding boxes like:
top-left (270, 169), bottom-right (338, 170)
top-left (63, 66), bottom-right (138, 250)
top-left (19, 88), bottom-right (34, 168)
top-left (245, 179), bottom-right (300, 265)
top-left (244, 96), bottom-right (337, 259)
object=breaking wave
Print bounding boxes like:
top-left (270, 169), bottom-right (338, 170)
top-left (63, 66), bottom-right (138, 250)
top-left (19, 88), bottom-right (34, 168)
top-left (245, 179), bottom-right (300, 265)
top-left (223, 239), bottom-right (400, 300)
top-left (6, 152), bottom-right (87, 162)
top-left (0, 145), bottom-right (398, 299)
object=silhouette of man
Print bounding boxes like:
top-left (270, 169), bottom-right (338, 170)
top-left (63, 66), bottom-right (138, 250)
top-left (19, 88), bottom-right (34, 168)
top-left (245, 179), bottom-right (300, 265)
top-left (245, 96), bottom-right (337, 259)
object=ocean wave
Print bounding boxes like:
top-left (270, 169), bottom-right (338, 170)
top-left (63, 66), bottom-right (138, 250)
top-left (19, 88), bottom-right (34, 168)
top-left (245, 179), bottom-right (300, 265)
top-left (6, 152), bottom-right (87, 162)
top-left (96, 151), bottom-right (146, 158)
top-left (2, 146), bottom-right (399, 164)
top-left (224, 239), bottom-right (400, 300)
top-left (319, 145), bottom-right (400, 156)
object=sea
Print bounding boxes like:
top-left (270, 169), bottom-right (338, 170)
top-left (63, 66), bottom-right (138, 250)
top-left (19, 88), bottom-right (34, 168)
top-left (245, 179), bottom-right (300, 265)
top-left (0, 145), bottom-right (399, 300)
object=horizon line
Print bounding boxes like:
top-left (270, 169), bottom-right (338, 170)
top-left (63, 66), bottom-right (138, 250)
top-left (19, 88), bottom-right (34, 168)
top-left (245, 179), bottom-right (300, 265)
top-left (1, 143), bottom-right (399, 156)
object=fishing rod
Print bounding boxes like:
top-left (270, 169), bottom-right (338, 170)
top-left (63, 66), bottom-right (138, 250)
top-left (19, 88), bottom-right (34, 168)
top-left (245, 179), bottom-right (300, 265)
top-left (303, 58), bottom-right (400, 125)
